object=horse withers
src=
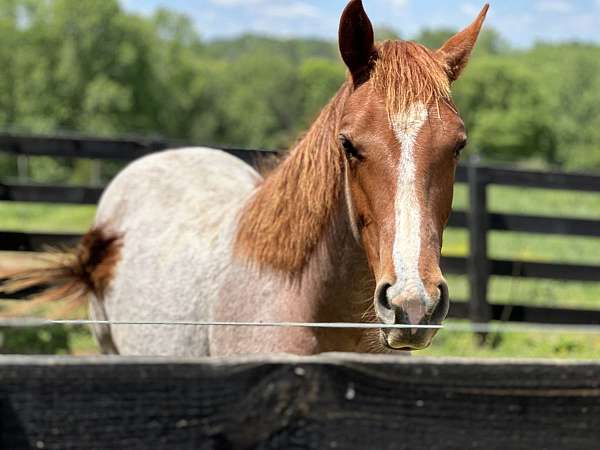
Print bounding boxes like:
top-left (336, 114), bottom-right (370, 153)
top-left (2, 0), bottom-right (488, 356)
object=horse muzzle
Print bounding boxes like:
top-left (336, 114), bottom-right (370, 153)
top-left (374, 280), bottom-right (449, 350)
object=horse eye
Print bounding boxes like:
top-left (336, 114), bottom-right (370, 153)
top-left (454, 138), bottom-right (467, 158)
top-left (339, 134), bottom-right (363, 161)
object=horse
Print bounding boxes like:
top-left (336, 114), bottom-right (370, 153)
top-left (2, 0), bottom-right (488, 356)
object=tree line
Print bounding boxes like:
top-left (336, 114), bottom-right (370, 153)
top-left (1, 0), bottom-right (599, 183)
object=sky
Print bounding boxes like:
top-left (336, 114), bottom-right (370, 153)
top-left (122, 0), bottom-right (600, 47)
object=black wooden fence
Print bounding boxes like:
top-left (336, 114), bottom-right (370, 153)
top-left (1, 132), bottom-right (600, 327)
top-left (1, 353), bottom-right (599, 450)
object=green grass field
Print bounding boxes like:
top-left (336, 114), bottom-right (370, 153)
top-left (1, 181), bottom-right (599, 358)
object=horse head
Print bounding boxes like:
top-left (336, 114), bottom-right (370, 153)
top-left (338, 0), bottom-right (488, 350)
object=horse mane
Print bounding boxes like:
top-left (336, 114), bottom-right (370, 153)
top-left (234, 81), bottom-right (351, 275)
top-left (234, 40), bottom-right (451, 275)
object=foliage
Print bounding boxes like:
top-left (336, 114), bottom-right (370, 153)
top-left (0, 325), bottom-right (70, 354)
top-left (524, 44), bottom-right (600, 170)
top-left (453, 57), bottom-right (557, 162)
top-left (0, 0), bottom-right (599, 182)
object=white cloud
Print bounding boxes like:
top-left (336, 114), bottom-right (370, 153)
top-left (209, 0), bottom-right (270, 8)
top-left (460, 3), bottom-right (480, 16)
top-left (264, 2), bottom-right (320, 19)
top-left (387, 0), bottom-right (408, 7)
top-left (534, 0), bottom-right (573, 13)
top-left (209, 0), bottom-right (320, 19)
top-left (209, 0), bottom-right (265, 6)
top-left (204, 0), bottom-right (327, 38)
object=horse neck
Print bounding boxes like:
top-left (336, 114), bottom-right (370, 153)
top-left (235, 81), bottom-right (355, 276)
top-left (234, 80), bottom-right (374, 314)
top-left (300, 201), bottom-right (374, 323)
top-left (232, 81), bottom-right (377, 350)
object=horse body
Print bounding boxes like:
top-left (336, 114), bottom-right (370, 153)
top-left (92, 147), bottom-right (370, 356)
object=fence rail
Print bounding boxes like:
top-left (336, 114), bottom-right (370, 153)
top-left (0, 132), bottom-right (274, 164)
top-left (1, 354), bottom-right (599, 450)
top-left (1, 133), bottom-right (600, 326)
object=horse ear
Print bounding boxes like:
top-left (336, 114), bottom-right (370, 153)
top-left (436, 4), bottom-right (489, 82)
top-left (338, 0), bottom-right (375, 84)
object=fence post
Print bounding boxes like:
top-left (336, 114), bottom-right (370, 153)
top-left (90, 159), bottom-right (102, 186)
top-left (467, 157), bottom-right (491, 343)
top-left (17, 155), bottom-right (28, 183)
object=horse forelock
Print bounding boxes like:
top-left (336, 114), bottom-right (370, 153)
top-left (372, 40), bottom-right (451, 119)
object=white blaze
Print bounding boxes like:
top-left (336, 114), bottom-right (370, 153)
top-left (389, 102), bottom-right (429, 300)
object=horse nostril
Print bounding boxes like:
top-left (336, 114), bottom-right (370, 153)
top-left (432, 281), bottom-right (450, 323)
top-left (375, 282), bottom-right (392, 311)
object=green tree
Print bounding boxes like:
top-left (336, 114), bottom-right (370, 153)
top-left (212, 50), bottom-right (303, 148)
top-left (375, 26), bottom-right (401, 41)
top-left (453, 57), bottom-right (556, 163)
top-left (525, 44), bottom-right (600, 170)
top-left (298, 58), bottom-right (345, 128)
top-left (414, 28), bottom-right (454, 49)
top-left (0, 1), bottom-right (599, 178)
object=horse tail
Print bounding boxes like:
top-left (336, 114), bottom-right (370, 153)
top-left (0, 226), bottom-right (122, 312)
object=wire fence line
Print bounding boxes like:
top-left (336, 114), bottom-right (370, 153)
top-left (0, 318), bottom-right (599, 335)
top-left (0, 319), bottom-right (442, 330)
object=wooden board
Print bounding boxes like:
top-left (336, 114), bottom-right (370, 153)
top-left (0, 133), bottom-right (277, 164)
top-left (0, 354), bottom-right (599, 450)
top-left (448, 301), bottom-right (600, 324)
top-left (0, 184), bottom-right (103, 204)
